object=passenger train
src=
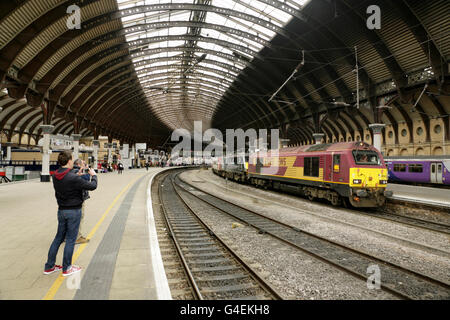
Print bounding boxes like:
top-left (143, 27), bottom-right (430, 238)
top-left (212, 142), bottom-right (392, 208)
top-left (385, 156), bottom-right (450, 186)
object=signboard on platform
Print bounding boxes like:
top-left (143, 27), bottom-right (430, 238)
top-left (5, 166), bottom-right (13, 181)
top-left (14, 167), bottom-right (25, 175)
top-left (120, 144), bottom-right (129, 159)
top-left (135, 143), bottom-right (147, 151)
top-left (49, 135), bottom-right (73, 150)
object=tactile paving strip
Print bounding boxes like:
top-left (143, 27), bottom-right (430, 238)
top-left (73, 175), bottom-right (146, 300)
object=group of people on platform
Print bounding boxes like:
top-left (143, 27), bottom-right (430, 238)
top-left (144, 160), bottom-right (167, 170)
top-left (97, 161), bottom-right (124, 174)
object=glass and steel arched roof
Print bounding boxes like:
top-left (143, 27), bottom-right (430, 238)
top-left (116, 0), bottom-right (309, 131)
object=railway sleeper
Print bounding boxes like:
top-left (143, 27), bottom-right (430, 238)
top-left (200, 283), bottom-right (259, 294)
top-left (191, 265), bottom-right (241, 273)
top-left (183, 252), bottom-right (225, 258)
top-left (196, 273), bottom-right (249, 282)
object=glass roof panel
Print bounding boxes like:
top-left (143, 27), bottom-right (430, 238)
top-left (117, 0), bottom-right (309, 130)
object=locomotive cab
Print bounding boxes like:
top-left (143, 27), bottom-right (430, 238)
top-left (347, 142), bottom-right (391, 207)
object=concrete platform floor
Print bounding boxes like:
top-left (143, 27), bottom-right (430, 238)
top-left (386, 183), bottom-right (450, 208)
top-left (0, 168), bottom-right (169, 300)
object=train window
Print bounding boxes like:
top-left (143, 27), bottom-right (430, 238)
top-left (304, 157), bottom-right (319, 177)
top-left (352, 150), bottom-right (380, 165)
top-left (333, 154), bottom-right (340, 165)
top-left (408, 164), bottom-right (423, 173)
top-left (312, 157), bottom-right (319, 177)
top-left (333, 155), bottom-right (340, 172)
top-left (234, 156), bottom-right (244, 165)
top-left (304, 158), bottom-right (311, 176)
top-left (393, 164), bottom-right (407, 172)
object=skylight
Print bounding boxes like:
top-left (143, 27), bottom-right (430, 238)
top-left (116, 0), bottom-right (309, 131)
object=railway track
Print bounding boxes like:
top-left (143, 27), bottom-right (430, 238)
top-left (368, 209), bottom-right (450, 236)
top-left (175, 174), bottom-right (450, 300)
top-left (202, 171), bottom-right (450, 237)
top-left (158, 170), bottom-right (283, 300)
top-left (152, 170), bottom-right (194, 300)
top-left (274, 187), bottom-right (450, 236)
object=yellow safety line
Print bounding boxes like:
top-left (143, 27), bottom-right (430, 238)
top-left (42, 174), bottom-right (142, 300)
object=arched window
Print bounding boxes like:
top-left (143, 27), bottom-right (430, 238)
top-left (21, 134), bottom-right (28, 145)
top-left (433, 147), bottom-right (443, 156)
top-left (415, 148), bottom-right (425, 155)
top-left (12, 134), bottom-right (20, 144)
top-left (400, 148), bottom-right (408, 156)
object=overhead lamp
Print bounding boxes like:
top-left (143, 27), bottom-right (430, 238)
top-left (232, 51), bottom-right (252, 63)
top-left (331, 101), bottom-right (352, 107)
top-left (196, 53), bottom-right (207, 63)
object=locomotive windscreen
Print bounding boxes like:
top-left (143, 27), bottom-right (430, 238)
top-left (352, 150), bottom-right (380, 165)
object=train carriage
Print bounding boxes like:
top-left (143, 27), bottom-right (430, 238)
top-left (212, 154), bottom-right (247, 182)
top-left (385, 156), bottom-right (450, 185)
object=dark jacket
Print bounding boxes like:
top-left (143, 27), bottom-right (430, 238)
top-left (72, 166), bottom-right (91, 201)
top-left (52, 167), bottom-right (97, 210)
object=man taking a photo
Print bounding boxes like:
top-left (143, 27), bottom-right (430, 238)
top-left (44, 151), bottom-right (97, 277)
top-left (72, 159), bottom-right (91, 244)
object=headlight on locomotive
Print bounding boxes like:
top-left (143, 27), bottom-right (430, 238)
top-left (353, 179), bottom-right (362, 185)
top-left (379, 180), bottom-right (388, 185)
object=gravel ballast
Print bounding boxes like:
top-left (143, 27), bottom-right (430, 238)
top-left (180, 170), bottom-right (450, 286)
top-left (176, 184), bottom-right (397, 300)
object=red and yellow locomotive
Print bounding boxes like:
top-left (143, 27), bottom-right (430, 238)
top-left (213, 142), bottom-right (391, 208)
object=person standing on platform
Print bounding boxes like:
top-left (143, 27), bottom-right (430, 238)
top-left (44, 151), bottom-right (97, 277)
top-left (145, 161), bottom-right (149, 171)
top-left (118, 162), bottom-right (124, 174)
top-left (72, 159), bottom-right (91, 244)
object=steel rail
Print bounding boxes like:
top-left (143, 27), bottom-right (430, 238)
top-left (201, 172), bottom-right (450, 256)
top-left (158, 171), bottom-right (203, 300)
top-left (176, 175), bottom-right (450, 300)
top-left (367, 209), bottom-right (450, 236)
top-left (158, 170), bottom-right (283, 300)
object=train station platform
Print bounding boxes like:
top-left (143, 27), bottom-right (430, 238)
top-left (0, 168), bottom-right (171, 300)
top-left (386, 183), bottom-right (450, 208)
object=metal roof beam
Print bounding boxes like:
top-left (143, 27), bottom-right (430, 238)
top-left (124, 21), bottom-right (271, 49)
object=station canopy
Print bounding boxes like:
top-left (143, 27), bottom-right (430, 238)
top-left (116, 0), bottom-right (309, 132)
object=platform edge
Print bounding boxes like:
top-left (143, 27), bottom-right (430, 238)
top-left (146, 169), bottom-right (173, 300)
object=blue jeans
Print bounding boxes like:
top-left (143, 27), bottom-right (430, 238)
top-left (45, 208), bottom-right (82, 272)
